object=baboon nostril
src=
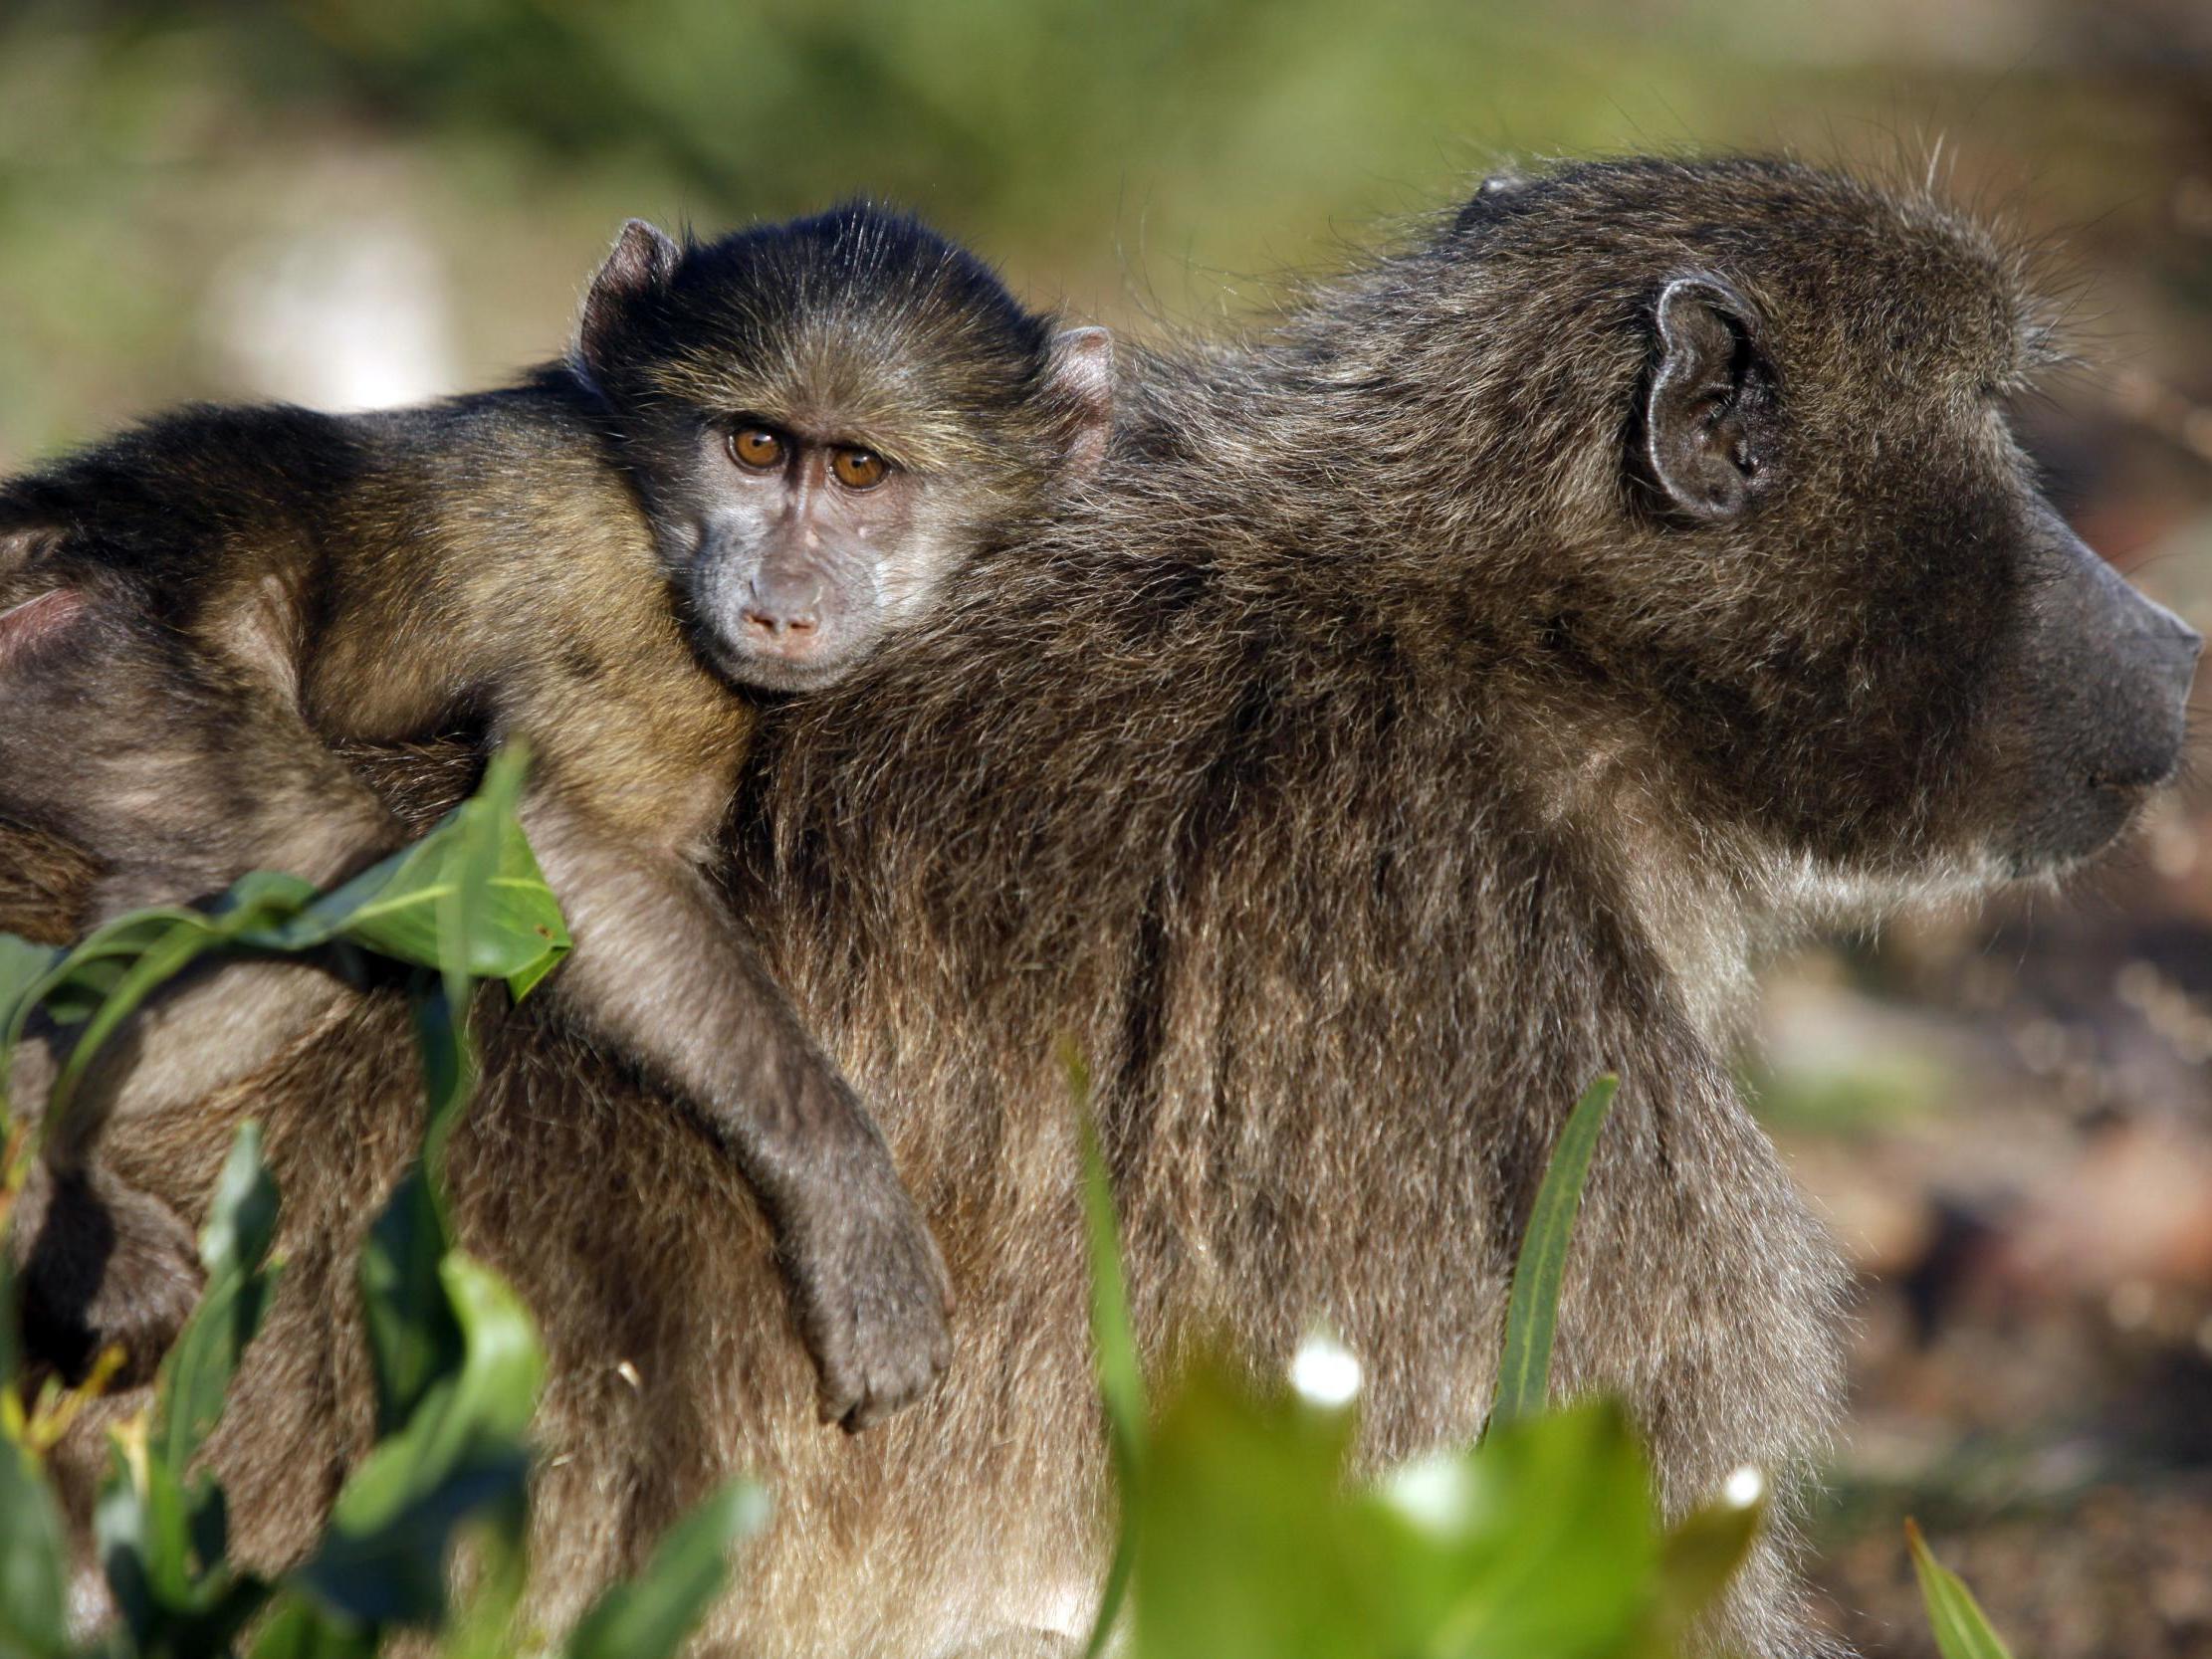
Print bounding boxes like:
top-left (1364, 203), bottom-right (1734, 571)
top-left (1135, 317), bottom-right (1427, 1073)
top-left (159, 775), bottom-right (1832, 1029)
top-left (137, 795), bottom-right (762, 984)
top-left (741, 603), bottom-right (822, 644)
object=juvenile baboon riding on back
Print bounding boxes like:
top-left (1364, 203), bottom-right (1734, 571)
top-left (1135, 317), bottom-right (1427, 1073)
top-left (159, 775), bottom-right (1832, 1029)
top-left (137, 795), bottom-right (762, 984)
top-left (3, 159), bottom-right (2195, 1656)
top-left (0, 204), bottom-right (1114, 1427)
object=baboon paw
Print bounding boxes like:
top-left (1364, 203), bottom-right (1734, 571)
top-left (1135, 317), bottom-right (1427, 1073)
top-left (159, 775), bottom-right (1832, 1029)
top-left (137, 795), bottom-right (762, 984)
top-left (794, 1191), bottom-right (955, 1432)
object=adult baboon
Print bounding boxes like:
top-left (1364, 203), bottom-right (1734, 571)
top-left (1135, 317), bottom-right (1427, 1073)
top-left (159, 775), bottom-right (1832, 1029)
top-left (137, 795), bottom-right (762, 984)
top-left (8, 159), bottom-right (2196, 1657)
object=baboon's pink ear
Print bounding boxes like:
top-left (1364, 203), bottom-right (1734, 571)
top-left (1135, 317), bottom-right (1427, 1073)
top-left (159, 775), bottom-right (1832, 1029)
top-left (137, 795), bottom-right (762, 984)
top-left (579, 219), bottom-right (681, 381)
top-left (1048, 326), bottom-right (1115, 477)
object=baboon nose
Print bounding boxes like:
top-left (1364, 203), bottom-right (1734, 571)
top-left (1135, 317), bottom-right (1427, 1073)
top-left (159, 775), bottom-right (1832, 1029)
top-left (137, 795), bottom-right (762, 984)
top-left (741, 571), bottom-right (823, 642)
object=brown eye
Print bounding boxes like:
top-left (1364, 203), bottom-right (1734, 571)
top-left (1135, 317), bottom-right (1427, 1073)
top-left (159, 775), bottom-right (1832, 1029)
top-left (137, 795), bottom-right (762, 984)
top-left (831, 448), bottom-right (889, 491)
top-left (730, 428), bottom-right (783, 470)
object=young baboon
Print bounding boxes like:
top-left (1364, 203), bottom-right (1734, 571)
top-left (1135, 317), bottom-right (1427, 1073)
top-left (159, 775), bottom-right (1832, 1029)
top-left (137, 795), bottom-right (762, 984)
top-left (0, 205), bottom-right (1114, 1425)
top-left (7, 159), bottom-right (2196, 1656)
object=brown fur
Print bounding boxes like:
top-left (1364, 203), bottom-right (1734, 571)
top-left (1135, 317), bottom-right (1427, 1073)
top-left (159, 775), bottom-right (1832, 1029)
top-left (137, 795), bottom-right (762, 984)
top-left (6, 159), bottom-right (2197, 1657)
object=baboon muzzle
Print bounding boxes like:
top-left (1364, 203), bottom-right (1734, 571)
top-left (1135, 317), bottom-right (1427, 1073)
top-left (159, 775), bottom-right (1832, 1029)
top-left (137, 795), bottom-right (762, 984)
top-left (2002, 512), bottom-right (2200, 870)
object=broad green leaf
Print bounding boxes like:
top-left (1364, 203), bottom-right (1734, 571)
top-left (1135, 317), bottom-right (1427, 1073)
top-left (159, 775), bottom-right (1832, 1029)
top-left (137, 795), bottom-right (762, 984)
top-left (562, 1483), bottom-right (770, 1659)
top-left (269, 745), bottom-right (567, 1001)
top-left (198, 1120), bottom-right (284, 1292)
top-left (0, 1435), bottom-right (72, 1659)
top-left (1373, 1400), bottom-right (1660, 1659)
top-left (1491, 1074), bottom-right (1620, 1428)
top-left (153, 1122), bottom-right (284, 1475)
top-left (295, 1254), bottom-right (543, 1627)
top-left (97, 1441), bottom-right (193, 1640)
top-left (1907, 1520), bottom-right (2017, 1659)
top-left (1131, 1359), bottom-right (1380, 1659)
top-left (0, 933), bottom-right (58, 1049)
top-left (1069, 1041), bottom-right (1144, 1659)
top-left (294, 1454), bottom-right (529, 1629)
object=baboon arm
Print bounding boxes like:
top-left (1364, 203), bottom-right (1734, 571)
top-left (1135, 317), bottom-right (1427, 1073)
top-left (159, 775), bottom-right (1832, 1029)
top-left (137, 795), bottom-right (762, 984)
top-left (513, 781), bottom-right (884, 1201)
top-left (513, 780), bottom-right (954, 1425)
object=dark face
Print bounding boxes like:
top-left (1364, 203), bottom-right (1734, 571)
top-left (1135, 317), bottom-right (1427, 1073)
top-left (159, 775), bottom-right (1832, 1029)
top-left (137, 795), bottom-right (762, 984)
top-left (1620, 219), bottom-right (2198, 889)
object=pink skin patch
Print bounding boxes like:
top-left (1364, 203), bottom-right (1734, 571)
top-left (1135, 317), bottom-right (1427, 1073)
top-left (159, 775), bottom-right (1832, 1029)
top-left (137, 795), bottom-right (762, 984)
top-left (0, 587), bottom-right (88, 669)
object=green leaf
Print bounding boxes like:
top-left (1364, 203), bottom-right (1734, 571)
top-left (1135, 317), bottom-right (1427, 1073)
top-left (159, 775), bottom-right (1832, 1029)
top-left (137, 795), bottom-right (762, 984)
top-left (1068, 1040), bottom-right (1144, 1659)
top-left (561, 1483), bottom-right (769, 1659)
top-left (1374, 1400), bottom-right (1661, 1659)
top-left (266, 745), bottom-right (566, 1001)
top-left (411, 978), bottom-right (475, 1194)
top-left (433, 1518), bottom-right (532, 1659)
top-left (153, 1122), bottom-right (284, 1476)
top-left (36, 913), bottom-right (230, 1145)
top-left (1654, 1474), bottom-right (1767, 1639)
top-left (358, 1164), bottom-right (464, 1437)
top-left (2, 879), bottom-right (314, 1154)
top-left (97, 1442), bottom-right (193, 1640)
top-left (294, 1254), bottom-right (544, 1628)
top-left (0, 932), bottom-right (58, 1043)
top-left (1490, 1074), bottom-right (1620, 1429)
top-left (0, 1435), bottom-right (73, 1659)
top-left (1908, 1520), bottom-right (2018, 1659)
top-left (1130, 1359), bottom-right (1376, 1659)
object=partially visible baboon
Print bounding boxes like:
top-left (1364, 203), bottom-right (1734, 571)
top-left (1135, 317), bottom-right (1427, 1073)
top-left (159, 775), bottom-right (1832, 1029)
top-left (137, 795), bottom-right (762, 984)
top-left (8, 159), bottom-right (2196, 1656)
top-left (0, 204), bottom-right (1114, 1424)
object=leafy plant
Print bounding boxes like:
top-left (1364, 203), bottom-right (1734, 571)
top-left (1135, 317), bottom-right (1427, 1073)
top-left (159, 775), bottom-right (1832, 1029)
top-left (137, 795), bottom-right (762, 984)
top-left (0, 748), bottom-right (758, 1658)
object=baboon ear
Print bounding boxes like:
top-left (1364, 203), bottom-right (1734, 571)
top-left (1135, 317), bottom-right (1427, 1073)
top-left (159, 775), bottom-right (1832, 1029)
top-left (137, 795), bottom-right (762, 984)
top-left (1046, 325), bottom-right (1115, 476)
top-left (1643, 276), bottom-right (1775, 521)
top-left (579, 219), bottom-right (682, 381)
top-left (1453, 171), bottom-right (1529, 234)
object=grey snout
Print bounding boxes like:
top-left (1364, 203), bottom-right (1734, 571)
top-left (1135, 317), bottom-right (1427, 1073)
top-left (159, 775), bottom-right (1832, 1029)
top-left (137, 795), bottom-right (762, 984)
top-left (1995, 518), bottom-right (2199, 874)
top-left (2072, 555), bottom-right (2198, 792)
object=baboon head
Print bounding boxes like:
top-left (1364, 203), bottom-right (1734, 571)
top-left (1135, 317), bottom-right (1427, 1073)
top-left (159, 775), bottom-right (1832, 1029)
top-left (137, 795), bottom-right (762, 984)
top-left (1388, 160), bottom-right (2197, 904)
top-left (573, 204), bottom-right (1111, 692)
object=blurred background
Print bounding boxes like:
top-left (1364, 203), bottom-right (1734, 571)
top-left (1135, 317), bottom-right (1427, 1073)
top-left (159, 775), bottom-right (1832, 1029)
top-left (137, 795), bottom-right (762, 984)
top-left (3, 2), bottom-right (2210, 1652)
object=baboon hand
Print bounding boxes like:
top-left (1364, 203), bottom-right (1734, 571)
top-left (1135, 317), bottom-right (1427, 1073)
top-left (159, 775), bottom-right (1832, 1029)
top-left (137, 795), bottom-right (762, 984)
top-left (787, 1164), bottom-right (955, 1432)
